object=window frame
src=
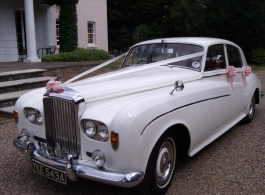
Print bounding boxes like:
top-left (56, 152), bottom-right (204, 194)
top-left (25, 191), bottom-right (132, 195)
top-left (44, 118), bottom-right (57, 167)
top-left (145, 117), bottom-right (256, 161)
top-left (87, 22), bottom-right (95, 47)
top-left (226, 45), bottom-right (243, 68)
top-left (204, 44), bottom-right (227, 72)
top-left (56, 19), bottom-right (60, 46)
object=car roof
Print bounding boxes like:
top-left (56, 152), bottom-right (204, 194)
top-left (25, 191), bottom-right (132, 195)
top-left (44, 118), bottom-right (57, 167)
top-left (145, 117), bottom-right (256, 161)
top-left (134, 37), bottom-right (239, 48)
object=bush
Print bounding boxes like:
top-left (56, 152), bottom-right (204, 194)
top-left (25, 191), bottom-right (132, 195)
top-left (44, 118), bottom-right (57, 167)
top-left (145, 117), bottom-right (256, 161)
top-left (42, 48), bottom-right (111, 62)
top-left (251, 48), bottom-right (265, 65)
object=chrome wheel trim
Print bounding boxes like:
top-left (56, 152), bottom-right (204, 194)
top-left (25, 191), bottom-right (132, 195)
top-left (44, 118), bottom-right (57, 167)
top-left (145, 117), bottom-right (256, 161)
top-left (248, 96), bottom-right (255, 118)
top-left (156, 138), bottom-right (176, 188)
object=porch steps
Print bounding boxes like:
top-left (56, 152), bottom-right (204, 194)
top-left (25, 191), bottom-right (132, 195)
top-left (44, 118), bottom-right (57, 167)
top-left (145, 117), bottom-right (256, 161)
top-left (0, 76), bottom-right (54, 94)
top-left (0, 89), bottom-right (33, 108)
top-left (0, 69), bottom-right (55, 116)
top-left (0, 69), bottom-right (46, 82)
top-left (0, 106), bottom-right (14, 117)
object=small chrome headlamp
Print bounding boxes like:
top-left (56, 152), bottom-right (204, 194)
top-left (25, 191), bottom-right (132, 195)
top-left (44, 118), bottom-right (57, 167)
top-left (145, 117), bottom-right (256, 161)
top-left (24, 107), bottom-right (42, 125)
top-left (92, 149), bottom-right (106, 168)
top-left (81, 119), bottom-right (109, 142)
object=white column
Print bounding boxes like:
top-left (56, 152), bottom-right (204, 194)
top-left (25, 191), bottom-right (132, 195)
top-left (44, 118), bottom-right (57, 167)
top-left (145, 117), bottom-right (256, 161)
top-left (23, 0), bottom-right (41, 62)
top-left (42, 5), bottom-right (52, 47)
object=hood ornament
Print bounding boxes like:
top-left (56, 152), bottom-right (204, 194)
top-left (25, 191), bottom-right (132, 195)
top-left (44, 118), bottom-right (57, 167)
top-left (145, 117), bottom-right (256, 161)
top-left (169, 80), bottom-right (184, 95)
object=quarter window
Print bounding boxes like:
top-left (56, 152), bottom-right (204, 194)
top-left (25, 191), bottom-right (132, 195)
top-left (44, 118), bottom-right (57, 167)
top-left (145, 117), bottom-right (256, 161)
top-left (226, 45), bottom-right (242, 68)
top-left (88, 22), bottom-right (95, 46)
top-left (205, 45), bottom-right (226, 71)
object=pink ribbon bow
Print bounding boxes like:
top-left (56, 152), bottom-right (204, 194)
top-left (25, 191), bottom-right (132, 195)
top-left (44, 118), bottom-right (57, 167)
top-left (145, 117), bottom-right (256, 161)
top-left (226, 66), bottom-right (237, 88)
top-left (46, 79), bottom-right (64, 93)
top-left (242, 66), bottom-right (252, 87)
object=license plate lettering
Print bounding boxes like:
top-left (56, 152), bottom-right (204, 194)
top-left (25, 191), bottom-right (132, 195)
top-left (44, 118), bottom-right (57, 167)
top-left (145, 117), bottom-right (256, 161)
top-left (32, 160), bottom-right (67, 184)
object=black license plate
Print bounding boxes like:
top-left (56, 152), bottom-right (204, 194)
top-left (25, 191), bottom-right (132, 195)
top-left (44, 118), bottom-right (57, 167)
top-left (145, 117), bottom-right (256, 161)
top-left (32, 160), bottom-right (67, 184)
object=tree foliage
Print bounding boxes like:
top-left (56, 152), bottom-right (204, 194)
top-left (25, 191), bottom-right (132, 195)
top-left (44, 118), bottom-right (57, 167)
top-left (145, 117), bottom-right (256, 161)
top-left (108, 0), bottom-right (265, 59)
top-left (45, 0), bottom-right (79, 53)
top-left (202, 0), bottom-right (265, 56)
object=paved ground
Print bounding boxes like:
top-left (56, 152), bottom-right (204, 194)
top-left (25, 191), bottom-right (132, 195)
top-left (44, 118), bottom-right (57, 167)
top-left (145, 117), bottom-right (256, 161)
top-left (0, 71), bottom-right (264, 195)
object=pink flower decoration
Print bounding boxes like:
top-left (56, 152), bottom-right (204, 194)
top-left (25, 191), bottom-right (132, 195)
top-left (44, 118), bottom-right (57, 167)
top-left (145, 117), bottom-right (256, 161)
top-left (226, 66), bottom-right (237, 88)
top-left (242, 66), bottom-right (252, 87)
top-left (243, 66), bottom-right (252, 76)
top-left (46, 79), bottom-right (64, 93)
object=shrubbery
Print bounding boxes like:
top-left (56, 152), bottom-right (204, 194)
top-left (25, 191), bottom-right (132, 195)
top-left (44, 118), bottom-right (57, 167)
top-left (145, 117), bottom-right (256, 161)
top-left (251, 48), bottom-right (265, 65)
top-left (42, 48), bottom-right (111, 62)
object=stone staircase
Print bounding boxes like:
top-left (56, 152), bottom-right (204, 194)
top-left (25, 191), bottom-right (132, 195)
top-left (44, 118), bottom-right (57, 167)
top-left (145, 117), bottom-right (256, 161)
top-left (0, 69), bottom-right (55, 117)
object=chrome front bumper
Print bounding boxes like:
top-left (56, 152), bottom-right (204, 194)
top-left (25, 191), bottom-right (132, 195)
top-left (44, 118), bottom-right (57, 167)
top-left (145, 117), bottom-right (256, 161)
top-left (13, 136), bottom-right (144, 188)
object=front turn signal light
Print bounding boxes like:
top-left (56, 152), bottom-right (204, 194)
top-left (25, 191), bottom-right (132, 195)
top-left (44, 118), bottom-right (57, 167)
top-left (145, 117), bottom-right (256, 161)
top-left (111, 131), bottom-right (119, 150)
top-left (13, 110), bottom-right (18, 124)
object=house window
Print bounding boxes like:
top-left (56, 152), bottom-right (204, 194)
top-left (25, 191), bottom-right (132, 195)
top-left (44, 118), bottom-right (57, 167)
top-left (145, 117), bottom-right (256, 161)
top-left (14, 11), bottom-right (27, 55)
top-left (88, 22), bottom-right (95, 46)
top-left (56, 19), bottom-right (60, 45)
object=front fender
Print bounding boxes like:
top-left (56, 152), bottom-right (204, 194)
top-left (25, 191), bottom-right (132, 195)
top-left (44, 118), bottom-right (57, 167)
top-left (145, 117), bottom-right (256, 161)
top-left (111, 81), bottom-right (212, 172)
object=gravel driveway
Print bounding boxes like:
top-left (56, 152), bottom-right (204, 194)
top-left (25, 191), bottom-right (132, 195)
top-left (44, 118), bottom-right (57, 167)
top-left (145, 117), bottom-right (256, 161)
top-left (1, 71), bottom-right (264, 195)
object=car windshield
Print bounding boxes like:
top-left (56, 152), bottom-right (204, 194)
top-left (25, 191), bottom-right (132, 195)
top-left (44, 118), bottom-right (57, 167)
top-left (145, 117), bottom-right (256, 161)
top-left (122, 43), bottom-right (203, 69)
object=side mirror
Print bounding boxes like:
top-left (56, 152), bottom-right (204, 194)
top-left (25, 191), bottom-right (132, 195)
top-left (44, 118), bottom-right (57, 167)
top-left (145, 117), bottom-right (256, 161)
top-left (169, 80), bottom-right (184, 95)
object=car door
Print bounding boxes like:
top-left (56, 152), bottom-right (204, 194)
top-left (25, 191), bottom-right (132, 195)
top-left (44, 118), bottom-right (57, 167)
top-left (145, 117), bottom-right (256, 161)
top-left (202, 44), bottom-right (236, 132)
top-left (225, 45), bottom-right (247, 116)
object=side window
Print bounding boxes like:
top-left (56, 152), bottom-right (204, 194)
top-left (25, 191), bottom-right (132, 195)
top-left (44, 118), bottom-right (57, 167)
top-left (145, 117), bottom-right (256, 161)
top-left (226, 45), bottom-right (242, 68)
top-left (204, 44), bottom-right (226, 71)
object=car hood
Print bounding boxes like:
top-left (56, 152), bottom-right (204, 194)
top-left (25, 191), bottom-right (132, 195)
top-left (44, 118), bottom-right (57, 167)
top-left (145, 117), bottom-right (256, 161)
top-left (65, 66), bottom-right (201, 103)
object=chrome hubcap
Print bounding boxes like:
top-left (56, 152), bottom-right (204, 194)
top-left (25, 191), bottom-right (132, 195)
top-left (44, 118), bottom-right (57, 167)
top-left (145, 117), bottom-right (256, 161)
top-left (156, 138), bottom-right (175, 188)
top-left (248, 96), bottom-right (255, 118)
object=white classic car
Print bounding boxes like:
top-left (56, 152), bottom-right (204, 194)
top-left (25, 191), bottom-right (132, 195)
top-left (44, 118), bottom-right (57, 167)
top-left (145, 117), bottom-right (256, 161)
top-left (13, 38), bottom-right (264, 195)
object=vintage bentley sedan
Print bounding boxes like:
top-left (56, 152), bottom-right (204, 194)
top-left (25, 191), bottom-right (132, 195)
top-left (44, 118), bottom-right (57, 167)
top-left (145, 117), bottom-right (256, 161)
top-left (13, 38), bottom-right (264, 195)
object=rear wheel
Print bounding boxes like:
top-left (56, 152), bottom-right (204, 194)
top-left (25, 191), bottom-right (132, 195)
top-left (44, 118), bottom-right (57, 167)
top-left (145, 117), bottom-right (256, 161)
top-left (242, 94), bottom-right (255, 124)
top-left (136, 132), bottom-right (177, 195)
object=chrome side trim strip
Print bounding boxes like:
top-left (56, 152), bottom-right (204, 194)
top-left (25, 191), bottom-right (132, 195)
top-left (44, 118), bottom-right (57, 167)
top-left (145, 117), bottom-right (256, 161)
top-left (141, 94), bottom-right (231, 135)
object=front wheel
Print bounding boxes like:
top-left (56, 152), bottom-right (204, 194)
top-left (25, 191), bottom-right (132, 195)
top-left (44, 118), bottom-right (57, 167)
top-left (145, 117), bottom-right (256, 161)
top-left (136, 132), bottom-right (177, 195)
top-left (241, 94), bottom-right (255, 124)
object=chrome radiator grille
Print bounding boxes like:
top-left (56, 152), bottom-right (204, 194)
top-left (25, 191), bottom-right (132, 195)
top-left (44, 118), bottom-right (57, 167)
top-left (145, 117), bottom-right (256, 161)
top-left (43, 97), bottom-right (80, 158)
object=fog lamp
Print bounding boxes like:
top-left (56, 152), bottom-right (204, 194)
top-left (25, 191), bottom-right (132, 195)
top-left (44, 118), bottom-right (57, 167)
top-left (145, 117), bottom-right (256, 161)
top-left (92, 149), bottom-right (106, 168)
top-left (20, 128), bottom-right (30, 142)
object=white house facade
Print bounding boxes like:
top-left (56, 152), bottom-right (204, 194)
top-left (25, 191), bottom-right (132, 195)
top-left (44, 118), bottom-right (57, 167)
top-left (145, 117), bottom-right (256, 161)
top-left (0, 0), bottom-right (108, 63)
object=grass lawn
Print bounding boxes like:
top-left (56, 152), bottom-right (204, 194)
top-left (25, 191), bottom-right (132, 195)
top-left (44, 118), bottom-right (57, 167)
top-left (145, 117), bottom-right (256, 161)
top-left (106, 58), bottom-right (124, 70)
top-left (251, 64), bottom-right (265, 71)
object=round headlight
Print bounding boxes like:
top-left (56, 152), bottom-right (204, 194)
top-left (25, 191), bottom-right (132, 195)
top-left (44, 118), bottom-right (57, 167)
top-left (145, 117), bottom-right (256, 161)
top-left (98, 125), bottom-right (109, 141)
top-left (84, 121), bottom-right (97, 137)
top-left (92, 149), bottom-right (106, 168)
top-left (36, 116), bottom-right (43, 123)
top-left (27, 109), bottom-right (36, 122)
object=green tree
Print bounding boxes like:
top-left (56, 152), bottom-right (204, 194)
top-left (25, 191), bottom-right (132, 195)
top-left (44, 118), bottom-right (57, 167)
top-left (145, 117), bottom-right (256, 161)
top-left (202, 0), bottom-right (265, 56)
top-left (107, 0), bottom-right (202, 51)
top-left (45, 0), bottom-right (79, 53)
top-left (108, 0), bottom-right (265, 58)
